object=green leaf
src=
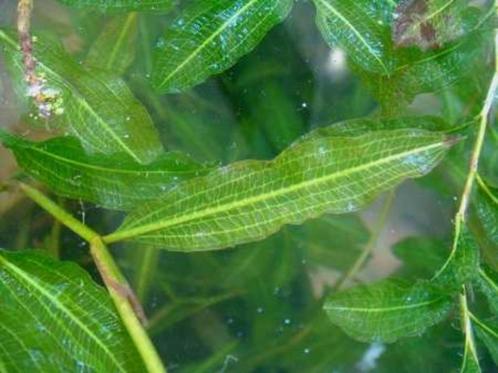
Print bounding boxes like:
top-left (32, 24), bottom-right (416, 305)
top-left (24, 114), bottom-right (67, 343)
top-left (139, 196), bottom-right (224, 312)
top-left (476, 267), bottom-right (498, 314)
top-left (85, 13), bottom-right (138, 74)
top-left (151, 0), bottom-right (294, 93)
top-left (432, 224), bottom-right (480, 292)
top-left (323, 280), bottom-right (453, 343)
top-left (0, 130), bottom-right (207, 211)
top-left (0, 30), bottom-right (163, 164)
top-left (473, 317), bottom-right (498, 366)
top-left (0, 249), bottom-right (144, 372)
top-left (313, 0), bottom-right (395, 75)
top-left (393, 237), bottom-right (447, 279)
top-left (107, 125), bottom-right (455, 251)
top-left (57, 0), bottom-right (173, 12)
top-left (473, 184), bottom-right (498, 269)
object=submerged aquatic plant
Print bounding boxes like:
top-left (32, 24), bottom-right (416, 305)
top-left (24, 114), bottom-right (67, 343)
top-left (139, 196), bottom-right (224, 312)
top-left (0, 0), bottom-right (496, 371)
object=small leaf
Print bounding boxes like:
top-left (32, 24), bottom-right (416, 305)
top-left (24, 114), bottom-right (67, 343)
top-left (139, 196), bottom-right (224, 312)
top-left (151, 0), bottom-right (294, 93)
top-left (0, 131), bottom-right (207, 211)
top-left (476, 267), bottom-right (498, 314)
top-left (313, 0), bottom-right (395, 75)
top-left (57, 0), bottom-right (173, 12)
top-left (85, 13), bottom-right (138, 74)
top-left (473, 318), bottom-right (498, 366)
top-left (108, 125), bottom-right (455, 251)
top-left (0, 30), bottom-right (163, 164)
top-left (432, 225), bottom-right (480, 292)
top-left (0, 249), bottom-right (144, 372)
top-left (323, 280), bottom-right (453, 343)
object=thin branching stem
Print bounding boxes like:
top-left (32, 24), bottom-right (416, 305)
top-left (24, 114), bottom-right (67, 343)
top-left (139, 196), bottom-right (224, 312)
top-left (19, 183), bottom-right (167, 373)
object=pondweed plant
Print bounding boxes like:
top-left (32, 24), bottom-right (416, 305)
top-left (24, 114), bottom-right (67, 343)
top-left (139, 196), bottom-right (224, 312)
top-left (0, 0), bottom-right (496, 371)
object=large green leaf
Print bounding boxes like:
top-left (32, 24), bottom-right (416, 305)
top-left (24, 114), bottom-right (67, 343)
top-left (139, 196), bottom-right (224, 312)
top-left (0, 130), bottom-right (207, 211)
top-left (313, 0), bottom-right (395, 75)
top-left (57, 0), bottom-right (173, 12)
top-left (151, 0), bottom-right (294, 93)
top-left (0, 249), bottom-right (144, 372)
top-left (323, 280), bottom-right (453, 343)
top-left (106, 125), bottom-right (455, 251)
top-left (85, 13), bottom-right (138, 74)
top-left (0, 30), bottom-right (162, 164)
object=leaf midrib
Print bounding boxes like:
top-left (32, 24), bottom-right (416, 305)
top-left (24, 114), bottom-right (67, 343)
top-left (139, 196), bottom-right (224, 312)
top-left (108, 140), bottom-right (445, 242)
top-left (324, 296), bottom-right (447, 313)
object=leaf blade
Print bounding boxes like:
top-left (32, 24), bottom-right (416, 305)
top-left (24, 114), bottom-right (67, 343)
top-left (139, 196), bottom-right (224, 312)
top-left (152, 0), bottom-right (294, 92)
top-left (0, 131), bottom-right (207, 210)
top-left (0, 250), bottom-right (144, 372)
top-left (323, 280), bottom-right (453, 343)
top-left (109, 125), bottom-right (454, 251)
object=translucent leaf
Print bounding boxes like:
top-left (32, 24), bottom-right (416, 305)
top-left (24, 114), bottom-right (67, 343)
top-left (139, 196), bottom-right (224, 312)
top-left (151, 0), bottom-right (294, 93)
top-left (85, 13), bottom-right (138, 74)
top-left (107, 125), bottom-right (456, 251)
top-left (0, 130), bottom-right (207, 211)
top-left (323, 280), bottom-right (453, 343)
top-left (57, 0), bottom-right (173, 12)
top-left (393, 237), bottom-right (447, 279)
top-left (0, 249), bottom-right (144, 372)
top-left (0, 30), bottom-right (163, 164)
top-left (313, 0), bottom-right (395, 75)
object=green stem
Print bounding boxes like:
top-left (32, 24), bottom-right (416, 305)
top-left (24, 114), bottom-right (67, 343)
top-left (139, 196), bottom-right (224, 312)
top-left (459, 287), bottom-right (480, 371)
top-left (476, 173), bottom-right (498, 205)
top-left (19, 183), bottom-right (167, 373)
top-left (334, 190), bottom-right (395, 290)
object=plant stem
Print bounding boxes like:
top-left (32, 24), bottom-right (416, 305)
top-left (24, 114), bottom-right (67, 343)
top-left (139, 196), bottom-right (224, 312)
top-left (19, 183), bottom-right (167, 373)
top-left (433, 32), bottom-right (498, 280)
top-left (334, 190), bottom-right (395, 290)
top-left (459, 286), bottom-right (480, 370)
top-left (476, 173), bottom-right (498, 204)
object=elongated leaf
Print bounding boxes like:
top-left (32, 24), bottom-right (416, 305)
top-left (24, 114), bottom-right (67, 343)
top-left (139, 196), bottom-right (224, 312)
top-left (151, 0), bottom-right (294, 92)
top-left (313, 0), bottom-right (395, 75)
top-left (0, 130), bottom-right (207, 210)
top-left (323, 280), bottom-right (453, 343)
top-left (476, 267), bottom-right (498, 314)
top-left (86, 13), bottom-right (138, 74)
top-left (108, 126), bottom-right (455, 251)
top-left (0, 30), bottom-right (162, 164)
top-left (0, 249), bottom-right (144, 372)
top-left (57, 0), bottom-right (173, 12)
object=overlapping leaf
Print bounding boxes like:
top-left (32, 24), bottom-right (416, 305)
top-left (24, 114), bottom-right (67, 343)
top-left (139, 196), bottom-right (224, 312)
top-left (473, 318), bottom-right (498, 366)
top-left (323, 280), bottom-right (453, 343)
top-left (0, 30), bottom-right (162, 164)
top-left (0, 249), bottom-right (144, 372)
top-left (0, 130), bottom-right (207, 210)
top-left (151, 0), bottom-right (294, 92)
top-left (106, 124), bottom-right (455, 251)
top-left (313, 0), bottom-right (395, 75)
top-left (57, 0), bottom-right (173, 12)
top-left (85, 13), bottom-right (138, 74)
